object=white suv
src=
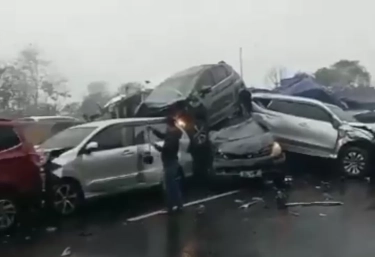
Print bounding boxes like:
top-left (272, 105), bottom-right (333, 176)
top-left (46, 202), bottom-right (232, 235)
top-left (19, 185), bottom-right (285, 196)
top-left (39, 117), bottom-right (193, 215)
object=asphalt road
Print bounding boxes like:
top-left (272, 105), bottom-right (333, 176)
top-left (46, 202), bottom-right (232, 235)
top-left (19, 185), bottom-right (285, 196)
top-left (2, 155), bottom-right (375, 257)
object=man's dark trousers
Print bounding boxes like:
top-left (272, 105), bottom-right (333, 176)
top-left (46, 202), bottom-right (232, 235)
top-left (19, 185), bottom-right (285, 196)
top-left (163, 161), bottom-right (183, 212)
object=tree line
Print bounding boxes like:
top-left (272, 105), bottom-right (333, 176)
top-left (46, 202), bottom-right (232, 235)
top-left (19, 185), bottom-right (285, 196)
top-left (0, 45), bottom-right (148, 119)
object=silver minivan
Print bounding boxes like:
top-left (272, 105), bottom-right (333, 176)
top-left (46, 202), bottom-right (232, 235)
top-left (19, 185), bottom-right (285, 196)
top-left (252, 93), bottom-right (375, 176)
top-left (39, 117), bottom-right (193, 215)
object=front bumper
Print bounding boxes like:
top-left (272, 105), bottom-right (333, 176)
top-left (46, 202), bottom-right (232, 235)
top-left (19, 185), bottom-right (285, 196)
top-left (212, 153), bottom-right (285, 177)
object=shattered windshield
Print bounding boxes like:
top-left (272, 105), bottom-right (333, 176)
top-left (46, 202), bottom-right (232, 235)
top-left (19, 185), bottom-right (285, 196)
top-left (326, 104), bottom-right (357, 123)
top-left (41, 127), bottom-right (96, 149)
top-left (146, 67), bottom-right (202, 103)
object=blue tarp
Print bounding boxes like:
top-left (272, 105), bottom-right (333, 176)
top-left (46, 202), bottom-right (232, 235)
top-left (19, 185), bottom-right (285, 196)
top-left (274, 75), bottom-right (348, 109)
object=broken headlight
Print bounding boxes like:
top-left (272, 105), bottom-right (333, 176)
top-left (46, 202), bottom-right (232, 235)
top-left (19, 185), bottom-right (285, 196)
top-left (270, 142), bottom-right (282, 157)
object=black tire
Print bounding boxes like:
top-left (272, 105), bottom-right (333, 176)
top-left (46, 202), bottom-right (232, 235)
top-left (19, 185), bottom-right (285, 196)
top-left (338, 146), bottom-right (370, 177)
top-left (51, 179), bottom-right (84, 216)
top-left (0, 194), bottom-right (18, 233)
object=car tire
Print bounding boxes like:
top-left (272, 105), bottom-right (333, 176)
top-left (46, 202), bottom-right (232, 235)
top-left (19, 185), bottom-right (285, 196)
top-left (338, 146), bottom-right (370, 177)
top-left (51, 179), bottom-right (84, 216)
top-left (0, 194), bottom-right (18, 233)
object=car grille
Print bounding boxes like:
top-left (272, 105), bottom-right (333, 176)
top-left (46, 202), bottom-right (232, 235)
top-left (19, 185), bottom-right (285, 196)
top-left (222, 144), bottom-right (272, 159)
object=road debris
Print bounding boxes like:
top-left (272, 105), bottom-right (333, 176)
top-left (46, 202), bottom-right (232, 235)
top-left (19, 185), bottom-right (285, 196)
top-left (61, 247), bottom-right (72, 257)
top-left (46, 227), bottom-right (57, 233)
top-left (276, 190), bottom-right (288, 209)
top-left (286, 201), bottom-right (343, 207)
top-left (319, 213), bottom-right (327, 217)
top-left (323, 193), bottom-right (333, 201)
top-left (251, 197), bottom-right (264, 202)
top-left (289, 211), bottom-right (300, 217)
top-left (321, 181), bottom-right (331, 192)
top-left (239, 200), bottom-right (260, 209)
top-left (196, 204), bottom-right (205, 214)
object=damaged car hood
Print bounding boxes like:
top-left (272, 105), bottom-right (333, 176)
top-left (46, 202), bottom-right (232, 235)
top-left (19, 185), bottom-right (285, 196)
top-left (210, 119), bottom-right (274, 155)
top-left (345, 122), bottom-right (375, 140)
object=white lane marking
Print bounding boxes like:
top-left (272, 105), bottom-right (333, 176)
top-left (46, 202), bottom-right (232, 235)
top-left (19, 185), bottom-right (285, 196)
top-left (127, 190), bottom-right (240, 222)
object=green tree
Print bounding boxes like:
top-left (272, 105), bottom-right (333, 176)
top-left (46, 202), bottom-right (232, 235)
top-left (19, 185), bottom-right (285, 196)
top-left (315, 60), bottom-right (371, 87)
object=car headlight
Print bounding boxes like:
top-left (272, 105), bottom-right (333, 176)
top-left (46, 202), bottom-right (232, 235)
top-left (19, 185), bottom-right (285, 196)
top-left (270, 142), bottom-right (282, 157)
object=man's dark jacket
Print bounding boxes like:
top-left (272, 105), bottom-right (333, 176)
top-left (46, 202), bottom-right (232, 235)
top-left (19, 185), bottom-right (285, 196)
top-left (151, 127), bottom-right (182, 165)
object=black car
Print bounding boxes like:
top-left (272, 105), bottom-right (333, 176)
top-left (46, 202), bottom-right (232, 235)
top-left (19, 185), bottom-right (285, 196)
top-left (210, 118), bottom-right (285, 179)
top-left (136, 62), bottom-right (246, 128)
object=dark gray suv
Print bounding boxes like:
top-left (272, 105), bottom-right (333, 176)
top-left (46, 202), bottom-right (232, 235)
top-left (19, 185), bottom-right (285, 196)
top-left (136, 62), bottom-right (245, 128)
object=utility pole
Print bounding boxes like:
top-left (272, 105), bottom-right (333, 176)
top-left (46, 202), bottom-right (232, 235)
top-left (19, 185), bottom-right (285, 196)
top-left (239, 47), bottom-right (243, 79)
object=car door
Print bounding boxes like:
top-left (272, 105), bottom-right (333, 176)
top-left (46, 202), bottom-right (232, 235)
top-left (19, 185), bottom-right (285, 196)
top-left (289, 102), bottom-right (338, 158)
top-left (79, 124), bottom-right (139, 193)
top-left (132, 124), bottom-right (164, 186)
top-left (252, 98), bottom-right (306, 151)
top-left (134, 123), bottom-right (193, 185)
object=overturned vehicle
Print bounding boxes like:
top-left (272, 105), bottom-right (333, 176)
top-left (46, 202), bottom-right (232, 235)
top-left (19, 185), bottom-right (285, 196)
top-left (135, 62), bottom-right (246, 129)
top-left (210, 118), bottom-right (285, 179)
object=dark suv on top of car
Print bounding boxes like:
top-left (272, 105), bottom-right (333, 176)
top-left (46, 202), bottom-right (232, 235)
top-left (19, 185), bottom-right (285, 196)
top-left (136, 61), bottom-right (246, 128)
top-left (0, 119), bottom-right (42, 232)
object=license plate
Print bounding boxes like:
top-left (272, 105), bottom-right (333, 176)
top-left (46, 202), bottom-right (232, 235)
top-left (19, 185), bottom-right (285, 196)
top-left (239, 170), bottom-right (262, 178)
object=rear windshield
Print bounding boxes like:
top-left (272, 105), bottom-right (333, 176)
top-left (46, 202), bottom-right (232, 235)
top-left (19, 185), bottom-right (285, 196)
top-left (41, 127), bottom-right (97, 149)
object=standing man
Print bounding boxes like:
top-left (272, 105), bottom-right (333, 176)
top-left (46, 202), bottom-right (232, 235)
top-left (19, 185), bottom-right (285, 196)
top-left (147, 117), bottom-right (183, 214)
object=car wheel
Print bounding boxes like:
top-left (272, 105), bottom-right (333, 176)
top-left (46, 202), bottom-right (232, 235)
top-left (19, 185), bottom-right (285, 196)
top-left (52, 180), bottom-right (84, 216)
top-left (338, 146), bottom-right (369, 177)
top-left (0, 195), bottom-right (18, 233)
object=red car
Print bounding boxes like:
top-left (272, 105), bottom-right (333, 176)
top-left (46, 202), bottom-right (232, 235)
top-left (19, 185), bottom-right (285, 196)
top-left (0, 119), bottom-right (42, 232)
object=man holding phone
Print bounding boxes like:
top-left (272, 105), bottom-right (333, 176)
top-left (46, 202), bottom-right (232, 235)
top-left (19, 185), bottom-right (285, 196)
top-left (147, 117), bottom-right (183, 214)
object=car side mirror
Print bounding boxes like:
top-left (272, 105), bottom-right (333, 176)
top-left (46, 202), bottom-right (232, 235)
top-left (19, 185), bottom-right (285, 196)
top-left (84, 141), bottom-right (98, 154)
top-left (143, 154), bottom-right (154, 164)
top-left (199, 85), bottom-right (212, 96)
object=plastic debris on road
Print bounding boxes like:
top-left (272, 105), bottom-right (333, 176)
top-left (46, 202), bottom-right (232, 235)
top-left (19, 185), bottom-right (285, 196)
top-left (239, 200), bottom-right (260, 209)
top-left (61, 247), bottom-right (72, 257)
top-left (196, 204), bottom-right (205, 214)
top-left (46, 227), bottom-right (57, 233)
top-left (276, 190), bottom-right (288, 209)
top-left (286, 201), bottom-right (343, 207)
top-left (289, 211), bottom-right (300, 217)
top-left (323, 193), bottom-right (333, 201)
top-left (251, 197), bottom-right (264, 202)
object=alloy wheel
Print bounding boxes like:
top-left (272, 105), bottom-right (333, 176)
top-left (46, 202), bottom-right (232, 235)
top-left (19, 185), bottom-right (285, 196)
top-left (0, 199), bottom-right (17, 231)
top-left (53, 184), bottom-right (78, 215)
top-left (342, 151), bottom-right (366, 175)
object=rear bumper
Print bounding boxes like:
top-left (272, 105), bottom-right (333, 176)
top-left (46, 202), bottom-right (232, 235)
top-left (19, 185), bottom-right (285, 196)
top-left (212, 153), bottom-right (285, 176)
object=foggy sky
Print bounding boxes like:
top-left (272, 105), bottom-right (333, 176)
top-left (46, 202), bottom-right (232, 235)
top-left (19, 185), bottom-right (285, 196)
top-left (1, 0), bottom-right (374, 99)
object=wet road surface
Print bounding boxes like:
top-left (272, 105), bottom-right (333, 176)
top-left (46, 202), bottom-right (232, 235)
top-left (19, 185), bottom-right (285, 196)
top-left (2, 156), bottom-right (375, 257)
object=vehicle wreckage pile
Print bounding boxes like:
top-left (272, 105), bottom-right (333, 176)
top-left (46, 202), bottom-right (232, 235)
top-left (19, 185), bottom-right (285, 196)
top-left (2, 61), bottom-right (375, 234)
